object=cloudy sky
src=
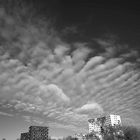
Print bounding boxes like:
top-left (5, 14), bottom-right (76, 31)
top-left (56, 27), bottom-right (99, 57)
top-left (0, 1), bottom-right (140, 140)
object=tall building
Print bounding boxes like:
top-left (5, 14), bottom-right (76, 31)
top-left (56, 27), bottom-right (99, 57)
top-left (29, 126), bottom-right (49, 140)
top-left (105, 114), bottom-right (122, 126)
top-left (20, 132), bottom-right (30, 140)
top-left (88, 114), bottom-right (123, 140)
top-left (20, 126), bottom-right (49, 140)
top-left (88, 117), bottom-right (106, 133)
top-left (88, 114), bottom-right (122, 133)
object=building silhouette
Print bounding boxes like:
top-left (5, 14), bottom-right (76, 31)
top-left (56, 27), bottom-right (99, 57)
top-left (21, 132), bottom-right (30, 140)
top-left (29, 126), bottom-right (49, 140)
top-left (20, 126), bottom-right (49, 140)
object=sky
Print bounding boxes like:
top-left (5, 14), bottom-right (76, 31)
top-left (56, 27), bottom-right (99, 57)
top-left (0, 0), bottom-right (140, 140)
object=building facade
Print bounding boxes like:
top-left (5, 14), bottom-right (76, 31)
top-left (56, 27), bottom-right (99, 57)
top-left (88, 114), bottom-right (123, 140)
top-left (29, 126), bottom-right (49, 140)
top-left (88, 117), bottom-right (106, 133)
top-left (88, 114), bottom-right (122, 133)
top-left (105, 114), bottom-right (122, 126)
top-left (20, 126), bottom-right (49, 140)
top-left (20, 132), bottom-right (30, 140)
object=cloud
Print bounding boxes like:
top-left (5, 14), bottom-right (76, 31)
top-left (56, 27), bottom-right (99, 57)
top-left (76, 103), bottom-right (103, 112)
top-left (0, 111), bottom-right (13, 117)
top-left (22, 115), bottom-right (44, 125)
top-left (75, 103), bottom-right (104, 118)
top-left (0, 6), bottom-right (140, 133)
top-left (40, 84), bottom-right (70, 102)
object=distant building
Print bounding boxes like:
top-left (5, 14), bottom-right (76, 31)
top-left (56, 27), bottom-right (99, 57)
top-left (88, 114), bottom-right (123, 140)
top-left (29, 126), bottom-right (49, 140)
top-left (105, 114), bottom-right (122, 126)
top-left (88, 114), bottom-right (122, 133)
top-left (20, 132), bottom-right (30, 140)
top-left (20, 126), bottom-right (49, 140)
top-left (88, 117), bottom-right (106, 133)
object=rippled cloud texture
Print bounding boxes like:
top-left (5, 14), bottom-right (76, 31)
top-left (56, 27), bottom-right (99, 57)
top-left (0, 7), bottom-right (140, 133)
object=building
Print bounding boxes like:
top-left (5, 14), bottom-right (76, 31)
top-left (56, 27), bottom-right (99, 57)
top-left (88, 117), bottom-right (106, 133)
top-left (20, 126), bottom-right (49, 140)
top-left (29, 126), bottom-right (49, 140)
top-left (105, 114), bottom-right (122, 126)
top-left (20, 132), bottom-right (30, 140)
top-left (88, 114), bottom-right (122, 133)
top-left (88, 114), bottom-right (123, 140)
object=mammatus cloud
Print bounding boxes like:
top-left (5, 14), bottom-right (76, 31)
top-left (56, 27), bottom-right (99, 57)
top-left (0, 6), bottom-right (140, 134)
top-left (40, 84), bottom-right (70, 102)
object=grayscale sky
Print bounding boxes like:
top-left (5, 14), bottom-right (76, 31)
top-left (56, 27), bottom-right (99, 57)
top-left (0, 1), bottom-right (140, 140)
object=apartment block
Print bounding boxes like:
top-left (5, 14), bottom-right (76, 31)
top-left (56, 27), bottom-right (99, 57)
top-left (20, 132), bottom-right (30, 140)
top-left (29, 126), bottom-right (49, 140)
top-left (88, 117), bottom-right (106, 133)
top-left (20, 126), bottom-right (49, 140)
top-left (105, 114), bottom-right (122, 126)
top-left (88, 114), bottom-right (122, 133)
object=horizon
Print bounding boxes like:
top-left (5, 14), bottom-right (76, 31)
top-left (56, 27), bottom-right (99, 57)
top-left (0, 1), bottom-right (140, 140)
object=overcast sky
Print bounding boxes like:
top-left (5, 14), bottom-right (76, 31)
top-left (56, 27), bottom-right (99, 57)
top-left (0, 1), bottom-right (140, 140)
